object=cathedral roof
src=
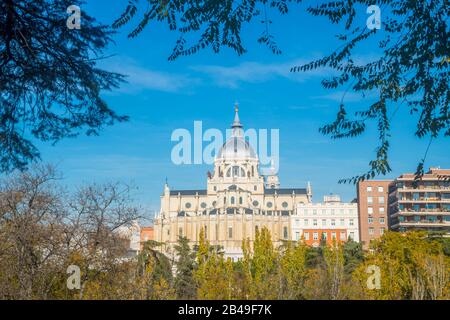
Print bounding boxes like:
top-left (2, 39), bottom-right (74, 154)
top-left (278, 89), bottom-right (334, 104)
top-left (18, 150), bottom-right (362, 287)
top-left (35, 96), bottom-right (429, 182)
top-left (264, 188), bottom-right (307, 195)
top-left (169, 189), bottom-right (207, 196)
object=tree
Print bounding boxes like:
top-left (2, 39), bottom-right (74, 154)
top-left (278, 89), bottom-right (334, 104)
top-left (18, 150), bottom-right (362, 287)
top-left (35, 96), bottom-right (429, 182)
top-left (174, 236), bottom-right (196, 299)
top-left (194, 228), bottom-right (233, 299)
top-left (67, 181), bottom-right (141, 299)
top-left (136, 240), bottom-right (175, 299)
top-left (243, 227), bottom-right (279, 299)
top-left (352, 231), bottom-right (449, 300)
top-left (0, 164), bottom-right (67, 299)
top-left (343, 240), bottom-right (364, 274)
top-left (114, 0), bottom-right (449, 181)
top-left (278, 240), bottom-right (308, 299)
top-left (0, 0), bottom-right (127, 172)
top-left (322, 241), bottom-right (345, 300)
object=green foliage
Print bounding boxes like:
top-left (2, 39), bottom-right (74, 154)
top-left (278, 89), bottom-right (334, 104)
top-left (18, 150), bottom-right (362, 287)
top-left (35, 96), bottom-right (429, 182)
top-left (174, 236), bottom-right (197, 299)
top-left (292, 0), bottom-right (449, 183)
top-left (352, 231), bottom-right (449, 299)
top-left (113, 0), bottom-right (297, 59)
top-left (0, 0), bottom-right (127, 172)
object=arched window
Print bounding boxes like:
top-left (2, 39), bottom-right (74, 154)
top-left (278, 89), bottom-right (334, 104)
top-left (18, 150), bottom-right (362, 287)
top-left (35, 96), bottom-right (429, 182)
top-left (239, 197), bottom-right (243, 205)
top-left (227, 166), bottom-right (246, 178)
top-left (231, 196), bottom-right (235, 205)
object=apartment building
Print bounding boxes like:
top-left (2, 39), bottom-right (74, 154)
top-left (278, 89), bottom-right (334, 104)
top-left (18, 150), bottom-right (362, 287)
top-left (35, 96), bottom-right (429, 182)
top-left (357, 180), bottom-right (392, 248)
top-left (293, 194), bottom-right (359, 247)
top-left (389, 167), bottom-right (450, 234)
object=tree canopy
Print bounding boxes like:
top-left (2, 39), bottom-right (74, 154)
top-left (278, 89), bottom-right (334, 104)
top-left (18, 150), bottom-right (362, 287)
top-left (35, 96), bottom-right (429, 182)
top-left (0, 0), bottom-right (127, 172)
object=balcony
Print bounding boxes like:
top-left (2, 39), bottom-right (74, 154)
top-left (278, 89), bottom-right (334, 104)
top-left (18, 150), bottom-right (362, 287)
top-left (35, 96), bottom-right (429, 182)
top-left (397, 198), bottom-right (450, 203)
top-left (391, 220), bottom-right (450, 229)
top-left (397, 186), bottom-right (450, 193)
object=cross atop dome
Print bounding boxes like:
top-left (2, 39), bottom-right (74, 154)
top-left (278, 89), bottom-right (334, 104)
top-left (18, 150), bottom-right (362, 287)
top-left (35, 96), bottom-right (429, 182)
top-left (232, 102), bottom-right (243, 129)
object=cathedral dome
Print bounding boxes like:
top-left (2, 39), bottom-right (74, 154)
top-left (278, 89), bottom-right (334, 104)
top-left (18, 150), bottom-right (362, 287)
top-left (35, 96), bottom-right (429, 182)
top-left (217, 136), bottom-right (257, 160)
top-left (216, 105), bottom-right (257, 161)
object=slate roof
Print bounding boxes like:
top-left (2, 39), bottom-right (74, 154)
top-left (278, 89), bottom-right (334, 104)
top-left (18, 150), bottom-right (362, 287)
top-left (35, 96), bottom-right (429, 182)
top-left (264, 188), bottom-right (307, 195)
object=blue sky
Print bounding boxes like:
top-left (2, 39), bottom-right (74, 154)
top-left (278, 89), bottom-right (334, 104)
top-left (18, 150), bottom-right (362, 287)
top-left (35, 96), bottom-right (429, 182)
top-left (35, 1), bottom-right (450, 220)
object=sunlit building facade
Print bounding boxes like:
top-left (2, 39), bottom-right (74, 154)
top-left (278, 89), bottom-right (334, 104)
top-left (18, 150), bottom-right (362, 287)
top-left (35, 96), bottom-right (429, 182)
top-left (154, 106), bottom-right (312, 259)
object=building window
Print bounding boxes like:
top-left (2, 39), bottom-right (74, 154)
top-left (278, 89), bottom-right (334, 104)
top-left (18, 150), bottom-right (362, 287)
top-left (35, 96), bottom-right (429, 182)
top-left (313, 219), bottom-right (317, 226)
top-left (379, 217), bottom-right (385, 224)
top-left (331, 209), bottom-right (335, 215)
top-left (368, 207), bottom-right (374, 215)
top-left (185, 202), bottom-right (191, 209)
top-left (201, 202), bottom-right (207, 208)
top-left (322, 232), bottom-right (327, 240)
top-left (282, 201), bottom-right (288, 208)
top-left (331, 219), bottom-right (336, 226)
top-left (254, 185), bottom-right (257, 191)
top-left (378, 186), bottom-right (384, 193)
top-left (368, 217), bottom-right (373, 224)
top-left (213, 186), bottom-right (217, 191)
top-left (367, 196), bottom-right (373, 204)
top-left (349, 232), bottom-right (354, 240)
top-left (340, 232), bottom-right (346, 241)
top-left (340, 209), bottom-right (344, 214)
top-left (253, 200), bottom-right (259, 207)
top-left (340, 218), bottom-right (345, 226)
top-left (379, 207), bottom-right (385, 214)
top-left (295, 232), bottom-right (300, 241)
top-left (322, 219), bottom-right (326, 226)
top-left (380, 227), bottom-right (385, 235)
top-left (304, 232), bottom-right (310, 240)
top-left (239, 197), bottom-right (243, 205)
top-left (283, 227), bottom-right (288, 239)
top-left (367, 186), bottom-right (373, 192)
top-left (322, 209), bottom-right (326, 215)
top-left (369, 227), bottom-right (374, 235)
top-left (267, 201), bottom-right (273, 208)
top-left (331, 232), bottom-right (337, 239)
top-left (304, 209), bottom-right (308, 215)
top-left (231, 197), bottom-right (235, 205)
top-left (313, 209), bottom-right (317, 215)
top-left (378, 196), bottom-right (385, 204)
top-left (349, 219), bottom-right (354, 226)
top-left (313, 232), bottom-right (319, 240)
top-left (304, 219), bottom-right (309, 226)
top-left (228, 227), bottom-right (233, 239)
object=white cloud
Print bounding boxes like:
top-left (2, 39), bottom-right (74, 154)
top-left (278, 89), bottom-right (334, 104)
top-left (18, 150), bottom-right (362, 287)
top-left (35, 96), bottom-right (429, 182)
top-left (100, 57), bottom-right (201, 93)
top-left (190, 59), bottom-right (333, 88)
top-left (311, 90), bottom-right (378, 103)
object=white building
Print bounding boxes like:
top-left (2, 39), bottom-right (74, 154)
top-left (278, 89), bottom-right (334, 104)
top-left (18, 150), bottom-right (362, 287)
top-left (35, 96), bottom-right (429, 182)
top-left (292, 194), bottom-right (359, 246)
top-left (116, 220), bottom-right (141, 256)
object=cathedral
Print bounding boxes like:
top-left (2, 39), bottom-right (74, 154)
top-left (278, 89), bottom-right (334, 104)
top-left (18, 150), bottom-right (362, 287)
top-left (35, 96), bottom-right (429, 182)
top-left (154, 105), bottom-right (312, 259)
